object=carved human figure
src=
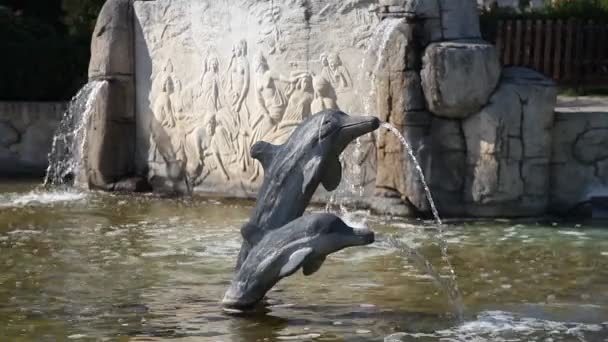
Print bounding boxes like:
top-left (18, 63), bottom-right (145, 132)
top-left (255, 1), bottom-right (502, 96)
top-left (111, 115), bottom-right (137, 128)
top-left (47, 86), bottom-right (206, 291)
top-left (327, 53), bottom-right (352, 91)
top-left (251, 52), bottom-right (288, 142)
top-left (250, 53), bottom-right (306, 181)
top-left (311, 74), bottom-right (339, 114)
top-left (263, 73), bottom-right (313, 145)
top-left (149, 75), bottom-right (177, 164)
top-left (227, 39), bottom-right (252, 171)
top-left (200, 54), bottom-right (237, 159)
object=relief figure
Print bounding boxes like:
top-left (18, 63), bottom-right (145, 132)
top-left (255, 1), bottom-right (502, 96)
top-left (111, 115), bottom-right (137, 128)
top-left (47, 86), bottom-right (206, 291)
top-left (149, 75), bottom-right (178, 164)
top-left (311, 74), bottom-right (339, 114)
top-left (227, 39), bottom-right (252, 172)
top-left (263, 73), bottom-right (313, 145)
top-left (327, 53), bottom-right (352, 91)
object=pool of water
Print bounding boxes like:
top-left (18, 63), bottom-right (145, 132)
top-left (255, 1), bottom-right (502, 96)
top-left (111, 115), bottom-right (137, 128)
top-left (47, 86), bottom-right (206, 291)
top-left (1, 180), bottom-right (607, 341)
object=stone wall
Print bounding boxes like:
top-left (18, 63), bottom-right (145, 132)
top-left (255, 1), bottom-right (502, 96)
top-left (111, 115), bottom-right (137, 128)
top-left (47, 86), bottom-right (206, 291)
top-left (551, 97), bottom-right (608, 213)
top-left (0, 102), bottom-right (65, 176)
top-left (132, 0), bottom-right (380, 196)
top-left (81, 0), bottom-right (607, 218)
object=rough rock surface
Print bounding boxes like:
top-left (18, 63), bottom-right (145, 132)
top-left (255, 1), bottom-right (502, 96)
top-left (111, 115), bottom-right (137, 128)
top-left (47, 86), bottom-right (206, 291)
top-left (0, 121), bottom-right (19, 147)
top-left (404, 0), bottom-right (481, 44)
top-left (428, 117), bottom-right (466, 215)
top-left (463, 67), bottom-right (556, 216)
top-left (79, 0), bottom-right (136, 190)
top-left (551, 103), bottom-right (608, 212)
top-left (88, 0), bottom-right (133, 78)
top-left (421, 41), bottom-right (501, 119)
top-left (79, 80), bottom-right (136, 188)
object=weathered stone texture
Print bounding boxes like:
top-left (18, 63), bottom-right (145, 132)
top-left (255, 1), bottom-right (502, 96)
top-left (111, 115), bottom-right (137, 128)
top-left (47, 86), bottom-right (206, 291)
top-left (80, 0), bottom-right (136, 190)
top-left (428, 118), bottom-right (466, 215)
top-left (78, 80), bottom-right (136, 188)
top-left (88, 0), bottom-right (134, 79)
top-left (421, 41), bottom-right (501, 119)
top-left (463, 67), bottom-right (556, 216)
top-left (0, 102), bottom-right (66, 176)
top-left (401, 0), bottom-right (481, 44)
top-left (551, 106), bottom-right (608, 212)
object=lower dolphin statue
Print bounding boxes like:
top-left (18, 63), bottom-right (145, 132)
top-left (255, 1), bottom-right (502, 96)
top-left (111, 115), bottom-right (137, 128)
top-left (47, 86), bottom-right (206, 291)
top-left (222, 213), bottom-right (374, 310)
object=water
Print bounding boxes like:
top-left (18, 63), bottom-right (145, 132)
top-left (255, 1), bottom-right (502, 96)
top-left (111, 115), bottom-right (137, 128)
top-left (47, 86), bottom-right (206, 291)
top-left (44, 81), bottom-right (107, 187)
top-left (379, 122), bottom-right (465, 321)
top-left (1, 180), bottom-right (607, 341)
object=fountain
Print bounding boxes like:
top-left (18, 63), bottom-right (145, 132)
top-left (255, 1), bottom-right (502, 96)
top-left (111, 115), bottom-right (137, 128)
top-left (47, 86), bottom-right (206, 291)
top-left (5, 0), bottom-right (606, 340)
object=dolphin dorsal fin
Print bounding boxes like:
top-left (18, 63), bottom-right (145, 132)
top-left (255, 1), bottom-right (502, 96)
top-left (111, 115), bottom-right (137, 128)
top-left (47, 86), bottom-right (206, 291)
top-left (302, 255), bottom-right (326, 276)
top-left (279, 247), bottom-right (313, 278)
top-left (321, 157), bottom-right (342, 191)
top-left (251, 141), bottom-right (280, 171)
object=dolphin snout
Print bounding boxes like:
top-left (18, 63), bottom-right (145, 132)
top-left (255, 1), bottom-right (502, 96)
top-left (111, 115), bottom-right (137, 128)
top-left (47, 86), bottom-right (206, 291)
top-left (352, 227), bottom-right (375, 244)
top-left (335, 115), bottom-right (380, 151)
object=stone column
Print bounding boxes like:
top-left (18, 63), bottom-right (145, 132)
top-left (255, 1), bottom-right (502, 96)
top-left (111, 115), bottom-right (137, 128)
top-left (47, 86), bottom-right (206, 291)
top-left (78, 0), bottom-right (137, 190)
top-left (372, 12), bottom-right (434, 215)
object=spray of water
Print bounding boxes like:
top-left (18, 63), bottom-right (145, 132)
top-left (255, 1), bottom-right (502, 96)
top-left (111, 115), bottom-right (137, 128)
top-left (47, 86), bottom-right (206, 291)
top-left (380, 122), bottom-right (464, 321)
top-left (44, 80), bottom-right (106, 187)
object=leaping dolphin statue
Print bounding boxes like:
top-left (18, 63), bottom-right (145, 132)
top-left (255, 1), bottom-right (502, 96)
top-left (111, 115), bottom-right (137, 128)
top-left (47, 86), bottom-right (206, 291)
top-left (223, 213), bottom-right (375, 310)
top-left (236, 110), bottom-right (380, 269)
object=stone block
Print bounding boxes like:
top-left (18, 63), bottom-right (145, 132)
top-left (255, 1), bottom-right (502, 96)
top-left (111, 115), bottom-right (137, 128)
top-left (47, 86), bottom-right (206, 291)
top-left (573, 128), bottom-right (608, 164)
top-left (88, 0), bottom-right (134, 78)
top-left (77, 80), bottom-right (135, 189)
top-left (402, 0), bottom-right (481, 44)
top-left (421, 41), bottom-right (501, 119)
top-left (18, 119), bottom-right (56, 168)
top-left (0, 121), bottom-right (19, 147)
top-left (463, 67), bottom-right (556, 216)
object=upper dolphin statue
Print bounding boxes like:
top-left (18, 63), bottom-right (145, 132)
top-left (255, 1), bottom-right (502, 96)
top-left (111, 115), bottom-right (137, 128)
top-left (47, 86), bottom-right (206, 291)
top-left (223, 213), bottom-right (375, 310)
top-left (236, 110), bottom-right (380, 269)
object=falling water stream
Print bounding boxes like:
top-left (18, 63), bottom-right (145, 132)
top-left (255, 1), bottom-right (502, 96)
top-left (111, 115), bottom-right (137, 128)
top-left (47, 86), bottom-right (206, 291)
top-left (380, 122), bottom-right (464, 320)
top-left (44, 80), bottom-right (106, 187)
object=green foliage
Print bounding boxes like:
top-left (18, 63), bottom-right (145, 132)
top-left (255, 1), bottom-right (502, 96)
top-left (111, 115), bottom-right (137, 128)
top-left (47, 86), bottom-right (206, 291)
top-left (0, 0), bottom-right (105, 101)
top-left (62, 0), bottom-right (105, 38)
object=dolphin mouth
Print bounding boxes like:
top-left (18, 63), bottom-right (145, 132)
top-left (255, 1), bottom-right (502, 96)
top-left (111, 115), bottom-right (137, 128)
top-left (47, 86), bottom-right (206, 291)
top-left (335, 116), bottom-right (380, 150)
top-left (352, 226), bottom-right (375, 244)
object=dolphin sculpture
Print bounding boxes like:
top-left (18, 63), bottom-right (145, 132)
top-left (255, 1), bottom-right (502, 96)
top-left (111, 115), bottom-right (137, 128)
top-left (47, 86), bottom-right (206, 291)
top-left (236, 110), bottom-right (380, 268)
top-left (223, 213), bottom-right (375, 310)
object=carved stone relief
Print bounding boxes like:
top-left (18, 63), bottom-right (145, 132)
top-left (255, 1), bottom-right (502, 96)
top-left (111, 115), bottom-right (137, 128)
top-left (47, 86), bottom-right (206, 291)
top-left (134, 0), bottom-right (381, 194)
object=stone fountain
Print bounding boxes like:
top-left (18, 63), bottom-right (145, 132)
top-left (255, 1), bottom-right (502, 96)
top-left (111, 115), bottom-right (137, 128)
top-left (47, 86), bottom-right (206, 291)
top-left (64, 0), bottom-right (592, 222)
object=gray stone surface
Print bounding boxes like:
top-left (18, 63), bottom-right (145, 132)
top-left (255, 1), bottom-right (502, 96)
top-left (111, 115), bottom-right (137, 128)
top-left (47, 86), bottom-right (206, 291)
top-left (551, 105), bottom-right (608, 213)
top-left (0, 102), bottom-right (65, 176)
top-left (421, 41), bottom-right (501, 119)
top-left (88, 0), bottom-right (134, 79)
top-left (463, 67), bottom-right (556, 216)
top-left (0, 121), bottom-right (18, 146)
top-left (404, 0), bottom-right (481, 44)
top-left (223, 213), bottom-right (374, 310)
top-left (79, 0), bottom-right (136, 190)
top-left (428, 117), bottom-right (466, 215)
top-left (78, 80), bottom-right (136, 189)
top-left (134, 0), bottom-right (381, 196)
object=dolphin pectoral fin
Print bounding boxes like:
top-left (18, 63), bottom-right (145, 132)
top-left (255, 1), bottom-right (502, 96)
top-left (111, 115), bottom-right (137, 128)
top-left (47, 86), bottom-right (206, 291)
top-left (279, 247), bottom-right (313, 278)
top-left (302, 156), bottom-right (322, 194)
top-left (302, 255), bottom-right (326, 276)
top-left (251, 141), bottom-right (281, 171)
top-left (321, 157), bottom-right (342, 191)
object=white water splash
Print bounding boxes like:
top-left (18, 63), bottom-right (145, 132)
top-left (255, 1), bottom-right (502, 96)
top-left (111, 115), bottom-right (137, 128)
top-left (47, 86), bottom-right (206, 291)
top-left (386, 311), bottom-right (606, 341)
top-left (44, 80), bottom-right (107, 186)
top-left (0, 190), bottom-right (87, 208)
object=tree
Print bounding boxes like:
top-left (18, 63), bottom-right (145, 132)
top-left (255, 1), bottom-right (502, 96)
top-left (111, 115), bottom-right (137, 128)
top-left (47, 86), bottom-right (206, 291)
top-left (62, 0), bottom-right (105, 38)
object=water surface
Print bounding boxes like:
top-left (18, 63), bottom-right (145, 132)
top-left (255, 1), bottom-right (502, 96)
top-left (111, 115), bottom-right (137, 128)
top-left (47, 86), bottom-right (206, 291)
top-left (1, 180), bottom-right (607, 341)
